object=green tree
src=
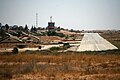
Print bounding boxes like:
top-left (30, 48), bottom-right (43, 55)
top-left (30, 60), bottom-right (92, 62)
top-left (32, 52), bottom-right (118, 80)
top-left (33, 27), bottom-right (37, 32)
top-left (30, 26), bottom-right (34, 32)
top-left (63, 43), bottom-right (70, 48)
top-left (57, 26), bottom-right (61, 31)
top-left (24, 24), bottom-right (29, 32)
top-left (5, 24), bottom-right (9, 31)
top-left (19, 26), bottom-right (24, 31)
top-left (30, 26), bottom-right (37, 32)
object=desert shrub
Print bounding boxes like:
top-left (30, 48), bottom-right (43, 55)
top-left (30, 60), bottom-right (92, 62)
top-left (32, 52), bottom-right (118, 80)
top-left (13, 47), bottom-right (18, 54)
top-left (24, 50), bottom-right (52, 55)
top-left (47, 31), bottom-right (65, 37)
top-left (16, 44), bottom-right (27, 48)
top-left (58, 42), bottom-right (63, 44)
top-left (50, 47), bottom-right (61, 51)
top-left (38, 46), bottom-right (41, 49)
top-left (58, 33), bottom-right (65, 37)
top-left (63, 43), bottom-right (71, 48)
top-left (47, 31), bottom-right (57, 36)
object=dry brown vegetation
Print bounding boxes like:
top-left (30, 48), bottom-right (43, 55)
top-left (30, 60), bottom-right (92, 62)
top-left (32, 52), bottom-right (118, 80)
top-left (0, 43), bottom-right (39, 49)
top-left (0, 52), bottom-right (120, 80)
top-left (101, 31), bottom-right (120, 49)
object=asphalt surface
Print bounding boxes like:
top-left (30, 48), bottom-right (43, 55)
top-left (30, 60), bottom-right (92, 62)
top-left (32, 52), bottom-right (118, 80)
top-left (77, 33), bottom-right (118, 51)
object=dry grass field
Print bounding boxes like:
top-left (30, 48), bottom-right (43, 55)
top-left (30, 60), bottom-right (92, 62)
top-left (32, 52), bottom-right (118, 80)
top-left (0, 51), bottom-right (120, 80)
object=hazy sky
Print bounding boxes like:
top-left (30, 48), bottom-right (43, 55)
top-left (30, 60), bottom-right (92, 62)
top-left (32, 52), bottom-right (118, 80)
top-left (0, 0), bottom-right (120, 30)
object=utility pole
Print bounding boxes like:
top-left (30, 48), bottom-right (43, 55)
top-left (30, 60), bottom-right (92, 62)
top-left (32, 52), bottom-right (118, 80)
top-left (36, 13), bottom-right (38, 28)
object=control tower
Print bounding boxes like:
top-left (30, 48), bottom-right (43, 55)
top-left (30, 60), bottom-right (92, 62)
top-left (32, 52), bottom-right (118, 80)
top-left (47, 16), bottom-right (55, 30)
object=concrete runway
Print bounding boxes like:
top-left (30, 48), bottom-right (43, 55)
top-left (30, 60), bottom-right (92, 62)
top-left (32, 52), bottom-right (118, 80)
top-left (77, 33), bottom-right (118, 51)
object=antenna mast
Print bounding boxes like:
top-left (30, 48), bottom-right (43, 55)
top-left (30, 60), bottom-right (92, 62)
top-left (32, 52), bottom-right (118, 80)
top-left (50, 16), bottom-right (52, 22)
top-left (36, 13), bottom-right (38, 27)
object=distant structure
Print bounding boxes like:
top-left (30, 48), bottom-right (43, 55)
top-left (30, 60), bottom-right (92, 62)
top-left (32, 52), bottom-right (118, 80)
top-left (36, 13), bottom-right (38, 28)
top-left (47, 16), bottom-right (55, 31)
